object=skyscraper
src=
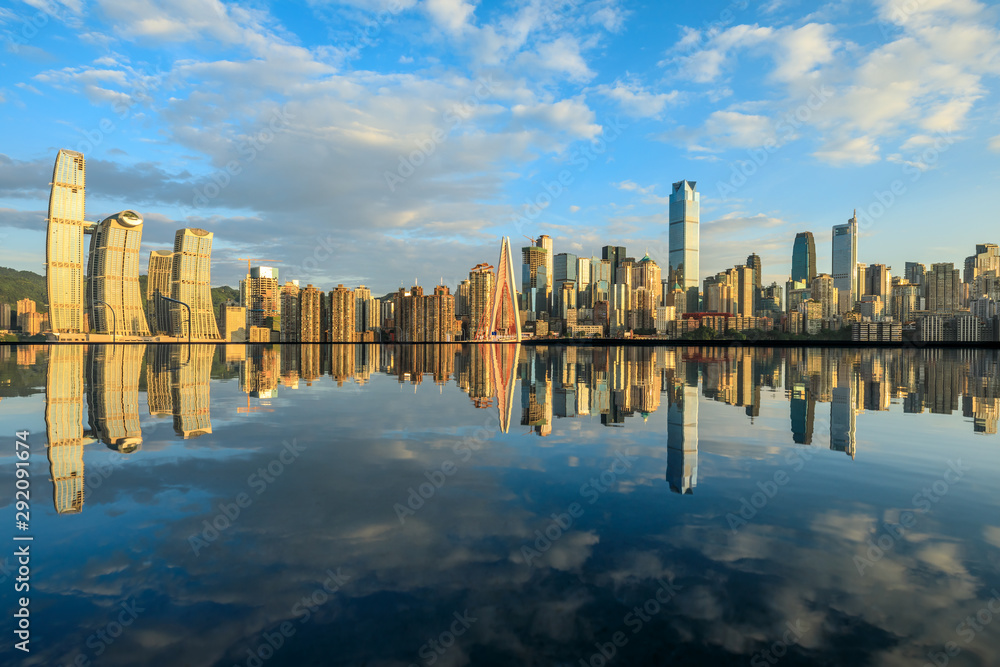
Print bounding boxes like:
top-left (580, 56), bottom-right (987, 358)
top-left (791, 232), bottom-right (817, 287)
top-left (832, 212), bottom-right (858, 307)
top-left (45, 345), bottom-right (86, 513)
top-left (46, 149), bottom-right (89, 333)
top-left (280, 281), bottom-right (300, 341)
top-left (669, 180), bottom-right (700, 313)
top-left (469, 263), bottom-right (496, 333)
top-left (521, 245), bottom-right (549, 318)
top-left (537, 234), bottom-right (554, 310)
top-left (602, 246), bottom-right (626, 284)
top-left (927, 263), bottom-right (961, 312)
top-left (147, 250), bottom-right (174, 335)
top-left (170, 228), bottom-right (221, 339)
top-left (85, 210), bottom-right (150, 336)
top-left (746, 253), bottom-right (762, 291)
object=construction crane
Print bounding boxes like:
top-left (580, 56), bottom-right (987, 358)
top-left (236, 257), bottom-right (284, 276)
top-left (522, 235), bottom-right (536, 245)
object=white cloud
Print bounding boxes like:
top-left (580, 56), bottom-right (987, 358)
top-left (988, 135), bottom-right (1000, 152)
top-left (423, 0), bottom-right (476, 35)
top-left (597, 78), bottom-right (678, 119)
top-left (511, 97), bottom-right (601, 141)
top-left (703, 110), bottom-right (776, 148)
top-left (533, 35), bottom-right (594, 82)
top-left (813, 135), bottom-right (881, 166)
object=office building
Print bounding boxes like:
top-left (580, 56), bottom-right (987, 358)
top-left (792, 232), bottom-right (817, 286)
top-left (537, 235), bottom-right (554, 309)
top-left (602, 246), bottom-right (627, 284)
top-left (170, 228), bottom-right (221, 339)
top-left (85, 210), bottom-right (150, 336)
top-left (832, 212), bottom-right (858, 306)
top-left (521, 245), bottom-right (549, 318)
top-left (964, 244), bottom-right (1000, 283)
top-left (746, 253), bottom-right (762, 291)
top-left (46, 149), bottom-right (88, 334)
top-left (864, 264), bottom-right (891, 301)
top-left (669, 180), bottom-right (700, 313)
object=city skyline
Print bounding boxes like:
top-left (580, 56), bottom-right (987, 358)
top-left (2, 1), bottom-right (999, 294)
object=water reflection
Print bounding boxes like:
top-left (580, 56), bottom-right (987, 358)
top-left (4, 343), bottom-right (1000, 665)
top-left (24, 343), bottom-right (1000, 517)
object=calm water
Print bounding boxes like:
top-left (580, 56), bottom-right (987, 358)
top-left (2, 343), bottom-right (1000, 667)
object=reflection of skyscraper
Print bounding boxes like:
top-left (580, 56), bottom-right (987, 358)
top-left (172, 345), bottom-right (215, 438)
top-left (46, 149), bottom-right (88, 334)
top-left (45, 345), bottom-right (86, 513)
top-left (87, 345), bottom-right (145, 452)
top-left (667, 356), bottom-right (698, 494)
top-left (86, 210), bottom-right (150, 336)
top-left (830, 377), bottom-right (858, 458)
top-left (790, 384), bottom-right (814, 444)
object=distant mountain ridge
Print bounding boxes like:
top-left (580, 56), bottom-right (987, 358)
top-left (0, 266), bottom-right (238, 314)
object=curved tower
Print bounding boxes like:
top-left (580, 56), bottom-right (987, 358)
top-left (46, 149), bottom-right (88, 333)
top-left (86, 210), bottom-right (150, 336)
top-left (171, 228), bottom-right (221, 339)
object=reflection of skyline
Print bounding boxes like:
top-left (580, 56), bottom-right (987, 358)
top-left (34, 344), bottom-right (1000, 515)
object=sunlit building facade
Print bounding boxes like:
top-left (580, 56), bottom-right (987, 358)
top-left (147, 250), bottom-right (174, 335)
top-left (46, 149), bottom-right (89, 333)
top-left (86, 210), bottom-right (150, 336)
top-left (170, 228), bottom-right (220, 339)
top-left (669, 180), bottom-right (700, 313)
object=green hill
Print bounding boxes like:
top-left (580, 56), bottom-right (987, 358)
top-left (0, 266), bottom-right (239, 313)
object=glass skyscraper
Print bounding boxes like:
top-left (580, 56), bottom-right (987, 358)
top-left (669, 180), bottom-right (700, 313)
top-left (832, 212), bottom-right (858, 306)
top-left (792, 231), bottom-right (816, 286)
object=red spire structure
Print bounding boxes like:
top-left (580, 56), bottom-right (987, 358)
top-left (474, 237), bottom-right (522, 341)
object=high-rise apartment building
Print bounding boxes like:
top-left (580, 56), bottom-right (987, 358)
top-left (537, 235), bottom-right (554, 310)
top-left (927, 263), bottom-right (961, 312)
top-left (85, 210), bottom-right (150, 336)
top-left (86, 345), bottom-right (145, 452)
top-left (354, 285), bottom-right (378, 335)
top-left (147, 250), bottom-right (174, 335)
top-left (300, 284), bottom-right (322, 342)
top-left (469, 263), bottom-right (496, 332)
top-left (890, 277), bottom-right (920, 324)
top-left (832, 212), bottom-right (858, 306)
top-left (168, 228), bottom-right (220, 339)
top-left (576, 257), bottom-right (592, 308)
top-left (811, 273), bottom-right (838, 319)
top-left (46, 149), bottom-right (89, 334)
top-left (280, 282), bottom-right (300, 341)
top-left (426, 285), bottom-right (457, 341)
top-left (792, 232), bottom-right (817, 286)
top-left (864, 264), bottom-right (891, 301)
top-left (669, 180), bottom-right (700, 313)
top-left (45, 345), bottom-right (85, 513)
top-left (329, 284), bottom-right (356, 342)
top-left (241, 266), bottom-right (281, 329)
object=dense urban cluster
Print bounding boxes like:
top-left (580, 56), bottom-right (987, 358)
top-left (7, 151), bottom-right (999, 343)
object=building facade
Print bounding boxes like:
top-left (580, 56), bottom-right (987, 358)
top-left (46, 149), bottom-right (89, 334)
top-left (85, 210), bottom-right (150, 336)
top-left (792, 232), bottom-right (817, 287)
top-left (669, 180), bottom-right (700, 313)
top-left (170, 228), bottom-right (221, 339)
top-left (832, 212), bottom-right (858, 307)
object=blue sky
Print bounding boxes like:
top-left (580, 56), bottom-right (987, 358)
top-left (1, 0), bottom-right (999, 294)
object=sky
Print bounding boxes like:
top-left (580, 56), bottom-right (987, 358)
top-left (1, 0), bottom-right (999, 296)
